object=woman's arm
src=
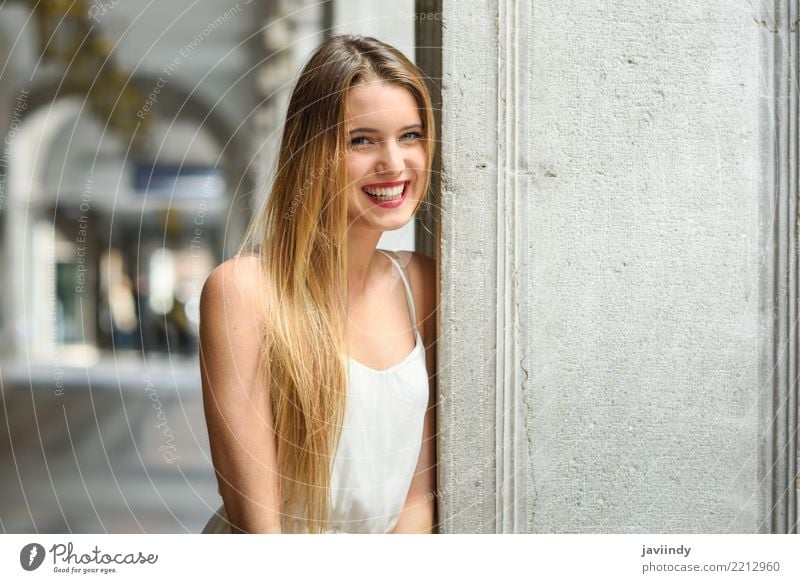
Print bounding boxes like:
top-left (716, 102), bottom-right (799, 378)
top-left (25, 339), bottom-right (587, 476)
top-left (392, 252), bottom-right (438, 534)
top-left (391, 388), bottom-right (437, 533)
top-left (199, 256), bottom-right (283, 533)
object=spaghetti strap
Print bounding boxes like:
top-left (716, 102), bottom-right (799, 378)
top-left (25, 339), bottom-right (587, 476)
top-left (377, 249), bottom-right (419, 338)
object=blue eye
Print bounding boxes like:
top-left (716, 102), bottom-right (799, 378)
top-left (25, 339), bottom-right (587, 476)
top-left (350, 136), bottom-right (370, 147)
top-left (401, 131), bottom-right (423, 141)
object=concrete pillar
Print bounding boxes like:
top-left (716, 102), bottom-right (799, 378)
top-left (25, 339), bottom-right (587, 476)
top-left (421, 0), bottom-right (798, 533)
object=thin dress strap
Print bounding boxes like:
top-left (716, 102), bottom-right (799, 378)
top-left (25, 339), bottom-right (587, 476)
top-left (377, 249), bottom-right (419, 338)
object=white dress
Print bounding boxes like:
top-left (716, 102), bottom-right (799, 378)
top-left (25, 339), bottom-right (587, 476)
top-left (201, 249), bottom-right (429, 533)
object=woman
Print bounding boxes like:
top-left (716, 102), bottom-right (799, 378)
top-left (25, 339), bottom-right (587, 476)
top-left (199, 35), bottom-right (438, 534)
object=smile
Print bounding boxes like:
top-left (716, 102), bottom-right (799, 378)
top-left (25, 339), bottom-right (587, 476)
top-left (362, 180), bottom-right (409, 208)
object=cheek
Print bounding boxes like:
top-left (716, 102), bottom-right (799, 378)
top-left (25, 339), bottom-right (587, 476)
top-left (346, 155), bottom-right (370, 186)
top-left (410, 144), bottom-right (427, 169)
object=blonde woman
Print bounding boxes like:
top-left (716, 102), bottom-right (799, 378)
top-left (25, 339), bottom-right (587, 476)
top-left (199, 35), bottom-right (437, 534)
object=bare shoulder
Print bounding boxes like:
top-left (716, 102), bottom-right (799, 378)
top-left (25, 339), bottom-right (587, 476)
top-left (201, 255), bottom-right (266, 311)
top-left (407, 251), bottom-right (435, 292)
top-left (203, 254), bottom-right (265, 288)
top-left (199, 254), bottom-right (269, 352)
top-left (395, 250), bottom-right (436, 342)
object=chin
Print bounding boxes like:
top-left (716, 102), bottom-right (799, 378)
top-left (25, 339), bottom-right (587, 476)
top-left (373, 216), bottom-right (413, 232)
top-left (349, 204), bottom-right (419, 230)
top-left (384, 221), bottom-right (412, 232)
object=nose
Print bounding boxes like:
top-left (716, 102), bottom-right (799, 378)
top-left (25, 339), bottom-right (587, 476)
top-left (374, 139), bottom-right (404, 175)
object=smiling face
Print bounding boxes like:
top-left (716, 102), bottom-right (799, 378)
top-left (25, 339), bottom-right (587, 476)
top-left (344, 81), bottom-right (427, 230)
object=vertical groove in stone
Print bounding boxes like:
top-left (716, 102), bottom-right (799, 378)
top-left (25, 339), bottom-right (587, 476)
top-left (495, 0), bottom-right (528, 533)
top-left (495, 0), bottom-right (511, 533)
top-left (787, 0), bottom-right (799, 534)
top-left (764, 0), bottom-right (798, 534)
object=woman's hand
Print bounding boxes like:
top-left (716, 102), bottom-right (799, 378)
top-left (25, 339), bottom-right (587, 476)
top-left (390, 395), bottom-right (437, 534)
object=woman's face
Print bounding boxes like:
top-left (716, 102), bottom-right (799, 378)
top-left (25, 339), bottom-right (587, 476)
top-left (344, 81), bottom-right (427, 230)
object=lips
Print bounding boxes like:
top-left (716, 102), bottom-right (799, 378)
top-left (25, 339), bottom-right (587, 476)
top-left (361, 180), bottom-right (408, 208)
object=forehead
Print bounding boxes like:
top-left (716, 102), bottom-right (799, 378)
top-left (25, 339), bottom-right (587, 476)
top-left (345, 82), bottom-right (421, 127)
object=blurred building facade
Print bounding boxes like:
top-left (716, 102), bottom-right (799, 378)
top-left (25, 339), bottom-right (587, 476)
top-left (0, 0), bottom-right (415, 533)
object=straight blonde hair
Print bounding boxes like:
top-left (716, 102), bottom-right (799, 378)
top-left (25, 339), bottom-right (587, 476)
top-left (236, 35), bottom-right (436, 533)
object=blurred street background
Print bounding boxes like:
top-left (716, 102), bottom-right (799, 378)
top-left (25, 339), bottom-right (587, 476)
top-left (0, 0), bottom-right (418, 533)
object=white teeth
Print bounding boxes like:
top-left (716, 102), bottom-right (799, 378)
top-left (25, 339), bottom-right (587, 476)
top-left (364, 183), bottom-right (405, 200)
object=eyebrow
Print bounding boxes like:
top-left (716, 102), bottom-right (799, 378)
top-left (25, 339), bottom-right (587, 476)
top-left (348, 124), bottom-right (423, 134)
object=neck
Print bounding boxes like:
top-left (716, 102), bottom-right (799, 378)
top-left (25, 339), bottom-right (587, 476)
top-left (347, 225), bottom-right (383, 296)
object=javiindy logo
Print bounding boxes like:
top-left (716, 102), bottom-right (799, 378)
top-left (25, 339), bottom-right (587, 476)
top-left (20, 543), bottom-right (46, 571)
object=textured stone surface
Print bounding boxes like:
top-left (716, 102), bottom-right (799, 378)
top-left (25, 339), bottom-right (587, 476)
top-left (439, 0), bottom-right (766, 532)
top-left (524, 1), bottom-right (761, 534)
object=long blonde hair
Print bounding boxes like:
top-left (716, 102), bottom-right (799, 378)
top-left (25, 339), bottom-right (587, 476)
top-left (236, 35), bottom-right (436, 533)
